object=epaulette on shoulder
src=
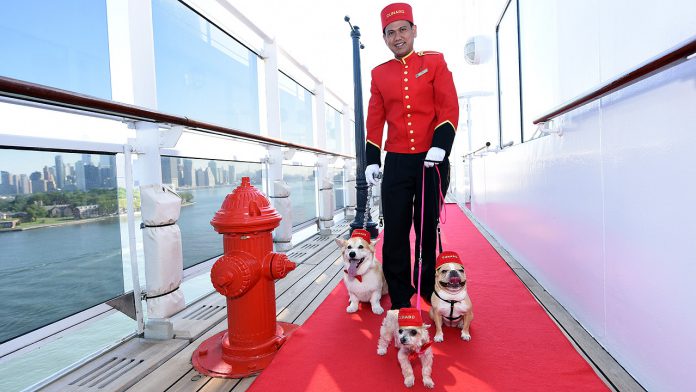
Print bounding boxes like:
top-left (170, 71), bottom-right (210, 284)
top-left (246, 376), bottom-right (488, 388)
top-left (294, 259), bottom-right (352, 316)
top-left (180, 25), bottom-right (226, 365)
top-left (417, 51), bottom-right (442, 56)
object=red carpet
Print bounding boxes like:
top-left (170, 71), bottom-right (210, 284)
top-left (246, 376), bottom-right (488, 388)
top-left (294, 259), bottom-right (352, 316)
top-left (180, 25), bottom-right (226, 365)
top-left (249, 205), bottom-right (608, 391)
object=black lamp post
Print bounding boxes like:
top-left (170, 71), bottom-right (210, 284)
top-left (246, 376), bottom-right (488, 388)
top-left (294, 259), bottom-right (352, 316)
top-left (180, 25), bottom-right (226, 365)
top-left (345, 16), bottom-right (378, 238)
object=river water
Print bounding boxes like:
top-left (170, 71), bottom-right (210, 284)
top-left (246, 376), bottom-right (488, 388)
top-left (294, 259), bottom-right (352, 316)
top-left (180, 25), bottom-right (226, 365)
top-left (0, 185), bottom-right (233, 343)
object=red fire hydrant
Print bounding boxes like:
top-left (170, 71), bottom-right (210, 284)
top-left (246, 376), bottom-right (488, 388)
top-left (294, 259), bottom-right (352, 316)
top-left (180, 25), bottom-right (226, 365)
top-left (192, 177), bottom-right (297, 378)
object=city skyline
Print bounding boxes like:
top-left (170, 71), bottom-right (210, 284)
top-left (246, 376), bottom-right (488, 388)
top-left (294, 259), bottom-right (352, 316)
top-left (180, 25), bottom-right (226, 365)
top-left (0, 148), bottom-right (266, 197)
top-left (0, 150), bottom-right (117, 196)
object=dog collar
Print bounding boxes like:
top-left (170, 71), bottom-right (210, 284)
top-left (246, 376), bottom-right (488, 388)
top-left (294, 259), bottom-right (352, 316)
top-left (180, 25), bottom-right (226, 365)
top-left (343, 270), bottom-right (362, 282)
top-left (408, 342), bottom-right (433, 361)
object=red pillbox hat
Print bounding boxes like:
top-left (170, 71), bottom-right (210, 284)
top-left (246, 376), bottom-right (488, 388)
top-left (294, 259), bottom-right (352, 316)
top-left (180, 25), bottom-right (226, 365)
top-left (436, 251), bottom-right (464, 269)
top-left (398, 307), bottom-right (423, 327)
top-left (381, 3), bottom-right (414, 31)
top-left (350, 229), bottom-right (371, 243)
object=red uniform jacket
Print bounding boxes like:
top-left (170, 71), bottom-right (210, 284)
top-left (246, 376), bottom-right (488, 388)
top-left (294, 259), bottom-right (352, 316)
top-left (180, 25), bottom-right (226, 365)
top-left (365, 50), bottom-right (458, 166)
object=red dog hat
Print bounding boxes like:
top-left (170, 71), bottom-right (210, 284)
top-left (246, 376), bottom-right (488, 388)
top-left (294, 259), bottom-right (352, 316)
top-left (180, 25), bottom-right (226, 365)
top-left (398, 307), bottom-right (423, 327)
top-left (380, 2), bottom-right (414, 31)
top-left (435, 251), bottom-right (464, 269)
top-left (350, 229), bottom-right (371, 243)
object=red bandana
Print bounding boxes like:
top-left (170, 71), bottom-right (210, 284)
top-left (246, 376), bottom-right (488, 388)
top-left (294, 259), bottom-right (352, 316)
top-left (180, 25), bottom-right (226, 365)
top-left (344, 270), bottom-right (362, 282)
top-left (408, 341), bottom-right (433, 361)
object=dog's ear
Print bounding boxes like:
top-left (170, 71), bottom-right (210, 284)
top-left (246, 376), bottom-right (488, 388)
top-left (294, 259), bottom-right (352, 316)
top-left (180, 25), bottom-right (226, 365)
top-left (335, 237), bottom-right (347, 248)
top-left (420, 326), bottom-right (431, 343)
top-left (368, 237), bottom-right (379, 251)
top-left (386, 309), bottom-right (399, 325)
top-left (367, 240), bottom-right (376, 253)
top-left (380, 310), bottom-right (400, 335)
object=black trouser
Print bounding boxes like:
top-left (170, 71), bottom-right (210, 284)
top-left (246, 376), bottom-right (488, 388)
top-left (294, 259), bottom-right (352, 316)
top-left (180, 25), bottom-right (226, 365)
top-left (381, 152), bottom-right (450, 309)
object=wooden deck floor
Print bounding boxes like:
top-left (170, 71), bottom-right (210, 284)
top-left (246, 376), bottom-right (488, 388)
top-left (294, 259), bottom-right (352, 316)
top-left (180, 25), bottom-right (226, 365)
top-left (38, 207), bottom-right (644, 392)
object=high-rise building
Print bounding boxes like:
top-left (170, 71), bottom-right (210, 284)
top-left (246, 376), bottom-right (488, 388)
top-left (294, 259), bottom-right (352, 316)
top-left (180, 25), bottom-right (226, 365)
top-left (228, 165), bottom-right (236, 184)
top-left (194, 168), bottom-right (206, 187)
top-left (216, 167), bottom-right (227, 184)
top-left (75, 160), bottom-right (86, 191)
top-left (207, 161), bottom-right (218, 184)
top-left (182, 159), bottom-right (194, 187)
top-left (204, 167), bottom-right (214, 186)
top-left (176, 158), bottom-right (184, 185)
top-left (84, 164), bottom-right (100, 190)
top-left (18, 174), bottom-right (31, 195)
top-left (41, 166), bottom-right (56, 191)
top-left (55, 155), bottom-right (65, 189)
top-left (161, 157), bottom-right (179, 188)
top-left (97, 155), bottom-right (116, 188)
top-left (0, 171), bottom-right (17, 195)
top-left (99, 167), bottom-right (112, 188)
top-left (30, 171), bottom-right (47, 193)
top-left (2, 170), bottom-right (11, 185)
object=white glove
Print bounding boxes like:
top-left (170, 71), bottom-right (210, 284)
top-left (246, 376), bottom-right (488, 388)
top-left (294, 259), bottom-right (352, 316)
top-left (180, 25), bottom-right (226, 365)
top-left (365, 164), bottom-right (381, 186)
top-left (424, 147), bottom-right (446, 168)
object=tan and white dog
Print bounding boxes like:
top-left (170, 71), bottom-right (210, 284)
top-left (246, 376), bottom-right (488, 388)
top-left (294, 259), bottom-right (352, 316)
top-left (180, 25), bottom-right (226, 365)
top-left (335, 229), bottom-right (388, 314)
top-left (377, 308), bottom-right (435, 388)
top-left (429, 251), bottom-right (473, 342)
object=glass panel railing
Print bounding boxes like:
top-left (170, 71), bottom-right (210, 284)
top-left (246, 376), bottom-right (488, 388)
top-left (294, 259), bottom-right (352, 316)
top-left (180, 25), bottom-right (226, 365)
top-left (152, 0), bottom-right (261, 133)
top-left (279, 72), bottom-right (314, 146)
top-left (283, 165), bottom-right (316, 227)
top-left (0, 312), bottom-right (134, 392)
top-left (0, 148), bottom-right (124, 344)
top-left (332, 168), bottom-right (345, 210)
top-left (0, 1), bottom-right (111, 100)
top-left (325, 104), bottom-right (342, 153)
top-left (161, 157), bottom-right (263, 269)
top-left (0, 102), bottom-right (136, 144)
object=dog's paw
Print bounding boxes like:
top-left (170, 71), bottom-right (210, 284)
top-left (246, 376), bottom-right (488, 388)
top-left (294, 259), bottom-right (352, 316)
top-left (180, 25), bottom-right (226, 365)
top-left (434, 333), bottom-right (444, 342)
top-left (404, 376), bottom-right (415, 388)
top-left (377, 347), bottom-right (387, 355)
top-left (423, 377), bottom-right (435, 389)
top-left (346, 303), bottom-right (358, 313)
top-left (371, 304), bottom-right (384, 314)
top-left (460, 331), bottom-right (471, 341)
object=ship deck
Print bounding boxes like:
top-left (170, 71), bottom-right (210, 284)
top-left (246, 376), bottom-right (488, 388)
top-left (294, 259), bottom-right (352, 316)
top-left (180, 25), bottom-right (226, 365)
top-left (38, 205), bottom-right (644, 392)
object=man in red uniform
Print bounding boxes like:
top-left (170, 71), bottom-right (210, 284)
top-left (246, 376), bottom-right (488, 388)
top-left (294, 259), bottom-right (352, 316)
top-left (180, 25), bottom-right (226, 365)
top-left (365, 2), bottom-right (458, 309)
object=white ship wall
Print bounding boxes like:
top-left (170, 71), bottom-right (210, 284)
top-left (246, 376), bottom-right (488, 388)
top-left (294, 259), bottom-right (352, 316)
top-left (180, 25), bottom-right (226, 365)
top-left (459, 1), bottom-right (696, 390)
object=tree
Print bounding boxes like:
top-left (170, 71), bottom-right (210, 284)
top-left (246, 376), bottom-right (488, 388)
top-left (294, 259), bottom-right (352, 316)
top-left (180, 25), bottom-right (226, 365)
top-left (25, 204), bottom-right (47, 222)
top-left (179, 191), bottom-right (194, 204)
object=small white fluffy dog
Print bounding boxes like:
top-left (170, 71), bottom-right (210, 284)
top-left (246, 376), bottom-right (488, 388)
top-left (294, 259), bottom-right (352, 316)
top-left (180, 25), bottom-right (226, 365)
top-left (335, 229), bottom-right (388, 314)
top-left (377, 308), bottom-right (434, 388)
top-left (429, 251), bottom-right (474, 342)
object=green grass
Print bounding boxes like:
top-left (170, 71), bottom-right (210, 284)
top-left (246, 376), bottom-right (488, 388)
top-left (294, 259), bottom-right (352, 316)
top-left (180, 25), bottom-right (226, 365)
top-left (17, 217), bottom-right (76, 228)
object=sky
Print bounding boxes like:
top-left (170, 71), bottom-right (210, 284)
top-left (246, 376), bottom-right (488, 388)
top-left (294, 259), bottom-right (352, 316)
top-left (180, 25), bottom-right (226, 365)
top-left (0, 149), bottom-right (74, 178)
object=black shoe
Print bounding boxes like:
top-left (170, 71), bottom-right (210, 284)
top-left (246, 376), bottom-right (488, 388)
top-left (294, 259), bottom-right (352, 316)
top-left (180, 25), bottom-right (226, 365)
top-left (390, 301), bottom-right (412, 310)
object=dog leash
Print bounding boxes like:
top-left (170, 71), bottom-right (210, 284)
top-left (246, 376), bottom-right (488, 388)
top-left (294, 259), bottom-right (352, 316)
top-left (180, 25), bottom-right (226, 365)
top-left (434, 166), bottom-right (446, 253)
top-left (415, 163), bottom-right (446, 312)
